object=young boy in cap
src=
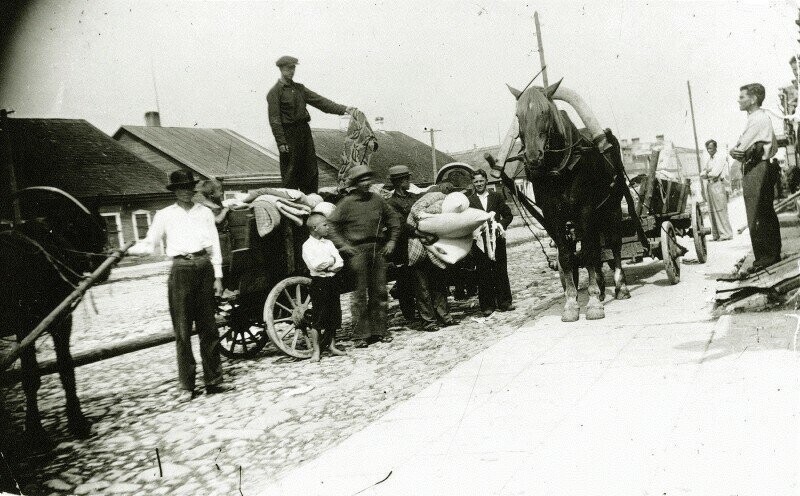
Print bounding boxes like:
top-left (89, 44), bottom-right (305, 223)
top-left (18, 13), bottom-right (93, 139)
top-left (385, 165), bottom-right (420, 322)
top-left (327, 165), bottom-right (401, 348)
top-left (267, 55), bottom-right (357, 194)
top-left (128, 170), bottom-right (231, 400)
top-left (302, 212), bottom-right (347, 361)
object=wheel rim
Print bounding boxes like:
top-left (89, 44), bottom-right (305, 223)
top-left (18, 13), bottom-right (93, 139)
top-left (692, 202), bottom-right (707, 263)
top-left (661, 221), bottom-right (681, 284)
top-left (265, 277), bottom-right (314, 358)
top-left (217, 301), bottom-right (269, 358)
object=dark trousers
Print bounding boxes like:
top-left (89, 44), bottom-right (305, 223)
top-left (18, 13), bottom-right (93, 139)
top-left (413, 259), bottom-right (451, 325)
top-left (473, 238), bottom-right (512, 312)
top-left (310, 275), bottom-right (342, 349)
top-left (167, 256), bottom-right (223, 391)
top-left (743, 160), bottom-right (782, 268)
top-left (280, 121), bottom-right (318, 194)
top-left (350, 243), bottom-right (388, 340)
top-left (394, 265), bottom-right (416, 320)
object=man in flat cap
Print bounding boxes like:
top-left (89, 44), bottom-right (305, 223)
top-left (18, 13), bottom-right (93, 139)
top-left (327, 165), bottom-right (400, 348)
top-left (267, 56), bottom-right (356, 194)
top-left (385, 165), bottom-right (420, 322)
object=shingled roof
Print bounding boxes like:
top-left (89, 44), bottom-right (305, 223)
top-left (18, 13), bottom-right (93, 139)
top-left (6, 118), bottom-right (169, 198)
top-left (113, 126), bottom-right (281, 181)
top-left (311, 128), bottom-right (456, 185)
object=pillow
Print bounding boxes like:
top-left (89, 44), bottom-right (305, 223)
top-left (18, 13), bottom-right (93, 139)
top-left (312, 201), bottom-right (336, 218)
top-left (417, 208), bottom-right (493, 238)
top-left (440, 191), bottom-right (469, 213)
top-left (424, 236), bottom-right (474, 265)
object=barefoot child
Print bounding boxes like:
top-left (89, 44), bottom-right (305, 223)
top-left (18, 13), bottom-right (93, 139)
top-left (302, 213), bottom-right (347, 361)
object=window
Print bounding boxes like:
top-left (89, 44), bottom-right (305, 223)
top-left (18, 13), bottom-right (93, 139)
top-left (132, 210), bottom-right (151, 241)
top-left (101, 213), bottom-right (123, 248)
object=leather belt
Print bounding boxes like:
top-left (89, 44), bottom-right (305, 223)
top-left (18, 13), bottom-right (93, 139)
top-left (173, 249), bottom-right (207, 260)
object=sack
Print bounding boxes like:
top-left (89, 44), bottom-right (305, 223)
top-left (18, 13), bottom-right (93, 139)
top-left (418, 208), bottom-right (494, 238)
top-left (312, 201), bottom-right (336, 218)
top-left (251, 197), bottom-right (282, 237)
top-left (440, 192), bottom-right (469, 213)
top-left (424, 236), bottom-right (473, 265)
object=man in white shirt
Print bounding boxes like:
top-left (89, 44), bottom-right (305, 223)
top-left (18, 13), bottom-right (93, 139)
top-left (730, 83), bottom-right (781, 274)
top-left (700, 139), bottom-right (733, 240)
top-left (128, 170), bottom-right (229, 399)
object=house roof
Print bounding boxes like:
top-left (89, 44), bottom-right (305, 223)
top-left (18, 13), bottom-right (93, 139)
top-left (311, 128), bottom-right (457, 184)
top-left (113, 126), bottom-right (281, 181)
top-left (5, 118), bottom-right (169, 198)
top-left (449, 143), bottom-right (526, 180)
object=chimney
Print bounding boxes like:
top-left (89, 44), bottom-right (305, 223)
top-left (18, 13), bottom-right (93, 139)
top-left (655, 134), bottom-right (665, 144)
top-left (374, 116), bottom-right (385, 132)
top-left (144, 111), bottom-right (161, 127)
top-left (620, 138), bottom-right (629, 146)
top-left (631, 137), bottom-right (640, 144)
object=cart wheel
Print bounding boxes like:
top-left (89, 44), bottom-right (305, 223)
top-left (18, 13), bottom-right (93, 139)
top-left (660, 221), bottom-right (681, 284)
top-left (217, 301), bottom-right (270, 359)
top-left (691, 201), bottom-right (708, 264)
top-left (264, 276), bottom-right (314, 358)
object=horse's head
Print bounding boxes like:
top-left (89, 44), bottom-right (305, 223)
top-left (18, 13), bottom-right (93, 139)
top-left (507, 79), bottom-right (566, 172)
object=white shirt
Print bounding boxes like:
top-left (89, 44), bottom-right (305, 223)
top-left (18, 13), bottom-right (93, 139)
top-left (302, 236), bottom-right (344, 277)
top-left (733, 108), bottom-right (777, 161)
top-left (128, 203), bottom-right (223, 278)
top-left (702, 152), bottom-right (729, 181)
top-left (477, 191), bottom-right (489, 210)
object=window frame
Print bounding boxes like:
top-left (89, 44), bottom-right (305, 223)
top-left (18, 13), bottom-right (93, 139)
top-left (100, 212), bottom-right (124, 248)
top-left (131, 209), bottom-right (152, 241)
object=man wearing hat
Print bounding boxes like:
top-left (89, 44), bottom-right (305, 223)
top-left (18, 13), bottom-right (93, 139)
top-left (128, 170), bottom-right (230, 400)
top-left (385, 165), bottom-right (419, 322)
top-left (327, 165), bottom-right (401, 348)
top-left (267, 56), bottom-right (356, 194)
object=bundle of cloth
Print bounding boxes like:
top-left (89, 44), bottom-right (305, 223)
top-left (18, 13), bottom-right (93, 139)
top-left (407, 191), bottom-right (493, 267)
top-left (244, 187), bottom-right (324, 237)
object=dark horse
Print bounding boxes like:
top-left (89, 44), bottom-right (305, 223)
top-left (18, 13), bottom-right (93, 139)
top-left (507, 80), bottom-right (630, 322)
top-left (1, 187), bottom-right (108, 446)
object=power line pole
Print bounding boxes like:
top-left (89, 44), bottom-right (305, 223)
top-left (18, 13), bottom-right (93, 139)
top-left (687, 80), bottom-right (706, 201)
top-left (534, 11), bottom-right (548, 87)
top-left (424, 127), bottom-right (441, 182)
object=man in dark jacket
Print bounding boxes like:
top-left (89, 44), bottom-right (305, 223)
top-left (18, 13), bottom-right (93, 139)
top-left (468, 169), bottom-right (514, 316)
top-left (328, 165), bottom-right (401, 348)
top-left (267, 56), bottom-right (355, 193)
top-left (385, 165), bottom-right (419, 322)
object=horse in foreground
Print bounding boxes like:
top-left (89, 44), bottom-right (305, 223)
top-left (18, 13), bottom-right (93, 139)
top-left (506, 80), bottom-right (630, 321)
top-left (1, 188), bottom-right (109, 446)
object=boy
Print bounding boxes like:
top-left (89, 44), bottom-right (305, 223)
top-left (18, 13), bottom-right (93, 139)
top-left (302, 212), bottom-right (347, 361)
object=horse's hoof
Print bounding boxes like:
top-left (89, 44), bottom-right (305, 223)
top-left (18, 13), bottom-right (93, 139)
top-left (615, 288), bottom-right (631, 300)
top-left (68, 415), bottom-right (92, 439)
top-left (23, 426), bottom-right (52, 452)
top-left (586, 305), bottom-right (605, 320)
top-left (598, 291), bottom-right (606, 302)
top-left (561, 306), bottom-right (580, 322)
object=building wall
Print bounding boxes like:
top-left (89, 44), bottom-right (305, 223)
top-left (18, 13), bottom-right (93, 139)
top-left (98, 197), bottom-right (175, 253)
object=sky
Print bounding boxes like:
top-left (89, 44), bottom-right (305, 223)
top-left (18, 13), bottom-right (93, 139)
top-left (1, 0), bottom-right (798, 155)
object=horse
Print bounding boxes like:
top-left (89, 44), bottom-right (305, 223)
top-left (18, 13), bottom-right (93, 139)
top-left (1, 187), bottom-right (109, 447)
top-left (506, 79), bottom-right (630, 322)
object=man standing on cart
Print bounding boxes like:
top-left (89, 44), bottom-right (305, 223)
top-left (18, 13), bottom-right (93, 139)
top-left (267, 56), bottom-right (356, 194)
top-left (328, 165), bottom-right (401, 348)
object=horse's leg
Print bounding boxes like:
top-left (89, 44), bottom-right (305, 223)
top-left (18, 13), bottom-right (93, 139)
top-left (559, 249), bottom-right (580, 322)
top-left (612, 250), bottom-right (631, 300)
top-left (596, 259), bottom-right (606, 302)
top-left (52, 315), bottom-right (91, 438)
top-left (17, 327), bottom-right (49, 447)
top-left (582, 215), bottom-right (605, 320)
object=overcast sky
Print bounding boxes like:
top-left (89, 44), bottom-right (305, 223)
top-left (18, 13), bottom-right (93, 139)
top-left (1, 0), bottom-right (797, 155)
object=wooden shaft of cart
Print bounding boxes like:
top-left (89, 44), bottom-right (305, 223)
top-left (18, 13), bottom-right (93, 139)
top-left (0, 240), bottom-right (135, 371)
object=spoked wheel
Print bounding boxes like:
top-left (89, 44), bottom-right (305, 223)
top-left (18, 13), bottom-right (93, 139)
top-left (264, 276), bottom-right (314, 358)
top-left (217, 300), bottom-right (270, 359)
top-left (660, 221), bottom-right (681, 284)
top-left (691, 201), bottom-right (708, 263)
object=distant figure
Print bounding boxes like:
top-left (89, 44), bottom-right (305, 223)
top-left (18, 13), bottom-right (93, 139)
top-left (468, 169), bottom-right (514, 316)
top-left (730, 83), bottom-right (781, 275)
top-left (328, 165), bottom-right (400, 348)
top-left (699, 139), bottom-right (733, 241)
top-left (267, 55), bottom-right (356, 194)
top-left (128, 170), bottom-right (231, 400)
top-left (302, 213), bottom-right (347, 362)
top-left (197, 179), bottom-right (232, 273)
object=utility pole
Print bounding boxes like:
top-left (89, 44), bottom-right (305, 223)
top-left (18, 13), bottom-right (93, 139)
top-left (0, 108), bottom-right (21, 223)
top-left (687, 80), bottom-right (706, 201)
top-left (534, 11), bottom-right (548, 87)
top-left (424, 127), bottom-right (441, 181)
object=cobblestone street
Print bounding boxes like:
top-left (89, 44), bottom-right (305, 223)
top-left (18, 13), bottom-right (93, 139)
top-left (1, 233), bottom-right (563, 496)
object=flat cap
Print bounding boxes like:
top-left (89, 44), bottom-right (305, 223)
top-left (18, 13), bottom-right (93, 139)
top-left (347, 164), bottom-right (374, 186)
top-left (276, 55), bottom-right (299, 67)
top-left (388, 165), bottom-right (411, 179)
